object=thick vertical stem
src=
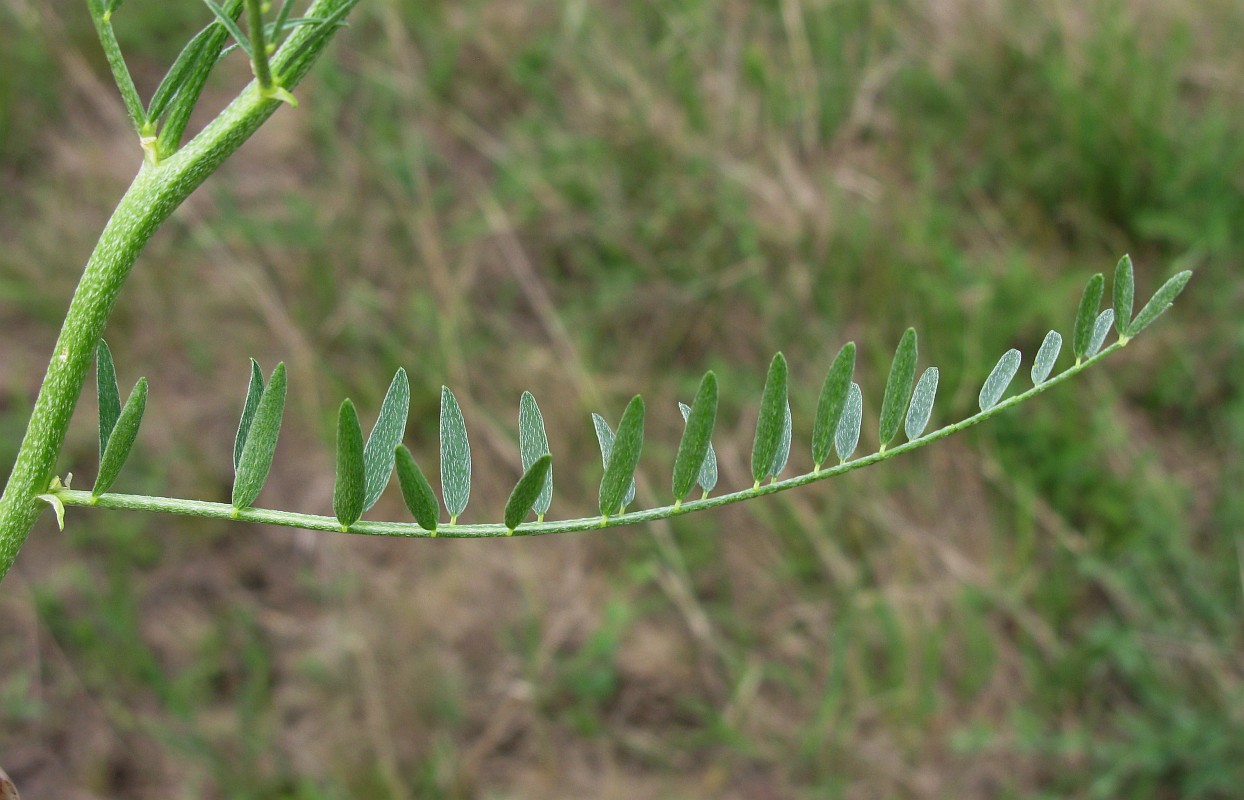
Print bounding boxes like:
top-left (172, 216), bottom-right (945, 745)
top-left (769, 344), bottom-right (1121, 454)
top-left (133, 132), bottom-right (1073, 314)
top-left (0, 82), bottom-right (283, 580)
top-left (0, 0), bottom-right (356, 581)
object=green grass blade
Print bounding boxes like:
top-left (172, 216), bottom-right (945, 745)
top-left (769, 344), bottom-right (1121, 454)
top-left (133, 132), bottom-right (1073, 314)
top-left (439, 386), bottom-right (471, 522)
top-left (835, 382), bottom-right (863, 463)
top-left (92, 377), bottom-right (147, 497)
top-left (1113, 254), bottom-right (1134, 336)
top-left (1031, 331), bottom-right (1062, 386)
top-left (1087, 309), bottom-right (1115, 358)
top-left (519, 391), bottom-right (553, 516)
top-left (333, 399), bottom-right (366, 528)
top-left (504, 454), bottom-right (552, 532)
top-left (672, 371), bottom-right (718, 501)
top-left (679, 402), bottom-right (717, 494)
top-left (232, 362), bottom-right (287, 509)
top-left (599, 396), bottom-right (645, 517)
top-left (233, 358), bottom-right (264, 472)
top-left (362, 368), bottom-right (410, 511)
top-left (878, 328), bottom-right (918, 450)
top-left (592, 413), bottom-right (635, 508)
top-left (1073, 273), bottom-right (1105, 361)
top-left (96, 340), bottom-right (121, 461)
top-left (395, 445), bottom-right (438, 532)
top-left (979, 349), bottom-right (1021, 411)
top-left (1127, 270), bottom-right (1193, 337)
top-left (750, 352), bottom-right (788, 484)
top-left (905, 367), bottom-right (939, 441)
top-left (812, 342), bottom-right (855, 469)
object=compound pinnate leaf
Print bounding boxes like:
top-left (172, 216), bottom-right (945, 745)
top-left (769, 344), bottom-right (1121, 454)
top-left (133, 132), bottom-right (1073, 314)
top-left (333, 399), bottom-right (366, 528)
top-left (751, 353), bottom-right (788, 484)
top-left (979, 349), bottom-right (1021, 411)
top-left (599, 395), bottom-right (645, 517)
top-left (672, 371), bottom-right (718, 502)
top-left (233, 358), bottom-right (264, 472)
top-left (232, 362), bottom-right (287, 510)
top-left (362, 368), bottom-right (410, 511)
top-left (92, 377), bottom-right (148, 497)
top-left (678, 402), bottom-right (717, 494)
top-left (592, 413), bottom-right (636, 509)
top-left (1127, 270), bottom-right (1192, 337)
top-left (1113, 255), bottom-right (1134, 336)
top-left (439, 386), bottom-right (471, 522)
top-left (504, 454), bottom-right (552, 531)
top-left (769, 400), bottom-right (792, 478)
top-left (395, 445), bottom-right (437, 532)
top-left (1086, 309), bottom-right (1115, 358)
top-left (835, 382), bottom-right (863, 463)
top-left (519, 391), bottom-right (552, 516)
top-left (905, 366), bottom-right (939, 441)
top-left (879, 328), bottom-right (918, 449)
top-left (1073, 273), bottom-right (1105, 361)
top-left (812, 342), bottom-right (855, 469)
top-left (1031, 331), bottom-right (1062, 386)
top-left (96, 340), bottom-right (121, 462)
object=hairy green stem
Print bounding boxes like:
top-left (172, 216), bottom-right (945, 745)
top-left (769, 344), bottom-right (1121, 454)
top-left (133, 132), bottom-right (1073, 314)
top-left (0, 0), bottom-right (358, 582)
top-left (54, 342), bottom-right (1126, 539)
top-left (86, 0), bottom-right (146, 135)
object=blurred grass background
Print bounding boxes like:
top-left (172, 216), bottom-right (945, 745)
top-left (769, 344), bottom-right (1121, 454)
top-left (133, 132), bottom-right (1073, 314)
top-left (1, 0), bottom-right (1242, 797)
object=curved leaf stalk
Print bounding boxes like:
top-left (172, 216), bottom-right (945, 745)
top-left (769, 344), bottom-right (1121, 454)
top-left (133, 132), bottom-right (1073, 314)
top-left (54, 339), bottom-right (1130, 539)
top-left (0, 0), bottom-right (359, 582)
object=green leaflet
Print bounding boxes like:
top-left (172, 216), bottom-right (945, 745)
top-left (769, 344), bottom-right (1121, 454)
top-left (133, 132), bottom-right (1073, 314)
top-left (92, 377), bottom-right (148, 497)
top-left (769, 400), bottom-right (792, 478)
top-left (362, 368), bottom-right (410, 511)
top-left (979, 349), bottom-right (1021, 411)
top-left (678, 402), bottom-right (718, 494)
top-left (598, 396), bottom-right (645, 517)
top-left (96, 340), bottom-right (121, 461)
top-left (333, 399), bottom-right (366, 528)
top-left (202, 0), bottom-right (252, 57)
top-left (1127, 270), bottom-right (1192, 337)
top-left (1073, 273), bottom-right (1105, 361)
top-left (439, 386), bottom-right (471, 522)
top-left (905, 367), bottom-right (939, 441)
top-left (233, 358), bottom-right (264, 472)
top-left (835, 382), bottom-right (863, 463)
top-left (750, 352), bottom-right (788, 484)
top-left (157, 0), bottom-right (242, 157)
top-left (672, 371), bottom-right (718, 502)
top-left (1113, 254), bottom-right (1134, 336)
top-left (879, 328), bottom-right (917, 450)
top-left (395, 445), bottom-right (438, 532)
top-left (812, 342), bottom-right (855, 469)
top-left (232, 362), bottom-right (287, 510)
top-left (146, 20), bottom-right (217, 124)
top-left (518, 391), bottom-right (553, 516)
top-left (592, 413), bottom-right (636, 509)
top-left (1031, 331), bottom-right (1062, 386)
top-left (273, 0), bottom-right (298, 34)
top-left (1087, 309), bottom-right (1115, 358)
top-left (504, 454), bottom-right (552, 532)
